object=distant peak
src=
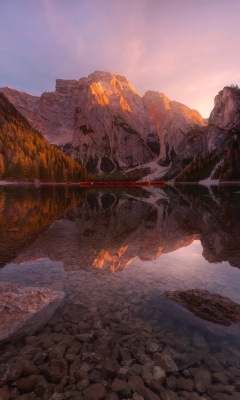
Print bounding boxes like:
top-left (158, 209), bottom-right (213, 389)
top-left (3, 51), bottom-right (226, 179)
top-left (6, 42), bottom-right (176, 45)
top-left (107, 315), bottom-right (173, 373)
top-left (0, 86), bottom-right (37, 98)
top-left (144, 90), bottom-right (169, 99)
top-left (143, 90), bottom-right (170, 107)
top-left (85, 71), bottom-right (139, 95)
top-left (88, 70), bottom-right (134, 86)
top-left (88, 70), bottom-right (112, 80)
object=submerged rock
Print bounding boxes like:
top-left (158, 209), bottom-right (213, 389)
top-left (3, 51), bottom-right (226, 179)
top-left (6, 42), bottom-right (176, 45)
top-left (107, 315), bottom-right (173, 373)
top-left (163, 289), bottom-right (240, 335)
top-left (0, 282), bottom-right (65, 344)
top-left (164, 289), bottom-right (240, 326)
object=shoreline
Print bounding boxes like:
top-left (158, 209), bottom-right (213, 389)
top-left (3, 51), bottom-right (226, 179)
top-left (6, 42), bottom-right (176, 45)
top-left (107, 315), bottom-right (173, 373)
top-left (1, 180), bottom-right (240, 187)
top-left (0, 180), bottom-right (85, 187)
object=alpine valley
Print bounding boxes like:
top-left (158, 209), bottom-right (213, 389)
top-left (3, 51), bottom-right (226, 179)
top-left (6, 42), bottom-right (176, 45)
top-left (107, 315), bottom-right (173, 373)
top-left (1, 71), bottom-right (240, 182)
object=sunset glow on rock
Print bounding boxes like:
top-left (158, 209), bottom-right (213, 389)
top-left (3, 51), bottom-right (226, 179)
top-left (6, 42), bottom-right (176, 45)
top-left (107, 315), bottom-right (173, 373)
top-left (120, 95), bottom-right (131, 112)
top-left (90, 82), bottom-right (109, 106)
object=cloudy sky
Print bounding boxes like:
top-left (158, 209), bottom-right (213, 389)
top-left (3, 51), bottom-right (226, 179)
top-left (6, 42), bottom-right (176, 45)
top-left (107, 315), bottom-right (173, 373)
top-left (1, 0), bottom-right (240, 117)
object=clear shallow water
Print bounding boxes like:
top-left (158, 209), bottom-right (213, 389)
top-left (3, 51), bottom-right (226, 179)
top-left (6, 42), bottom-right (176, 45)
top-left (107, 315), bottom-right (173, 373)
top-left (1, 184), bottom-right (240, 399)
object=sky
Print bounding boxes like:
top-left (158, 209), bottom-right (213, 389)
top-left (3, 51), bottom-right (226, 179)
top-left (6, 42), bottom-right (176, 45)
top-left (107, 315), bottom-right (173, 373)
top-left (0, 0), bottom-right (240, 117)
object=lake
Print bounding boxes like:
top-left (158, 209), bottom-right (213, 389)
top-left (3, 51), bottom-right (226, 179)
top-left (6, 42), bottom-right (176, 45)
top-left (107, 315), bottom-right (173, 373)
top-left (0, 184), bottom-right (240, 399)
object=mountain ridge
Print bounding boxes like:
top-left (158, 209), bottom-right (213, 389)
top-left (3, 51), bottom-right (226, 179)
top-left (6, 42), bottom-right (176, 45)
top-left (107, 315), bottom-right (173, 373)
top-left (1, 72), bottom-right (240, 181)
top-left (0, 71), bottom-right (205, 175)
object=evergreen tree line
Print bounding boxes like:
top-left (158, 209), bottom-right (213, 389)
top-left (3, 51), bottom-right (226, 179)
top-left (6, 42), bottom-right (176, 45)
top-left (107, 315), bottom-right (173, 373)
top-left (217, 137), bottom-right (240, 180)
top-left (175, 153), bottom-right (218, 182)
top-left (176, 135), bottom-right (240, 182)
top-left (0, 93), bottom-right (89, 182)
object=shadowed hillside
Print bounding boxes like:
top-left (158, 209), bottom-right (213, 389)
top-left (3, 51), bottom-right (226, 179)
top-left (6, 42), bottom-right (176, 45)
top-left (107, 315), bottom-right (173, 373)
top-left (0, 93), bottom-right (89, 182)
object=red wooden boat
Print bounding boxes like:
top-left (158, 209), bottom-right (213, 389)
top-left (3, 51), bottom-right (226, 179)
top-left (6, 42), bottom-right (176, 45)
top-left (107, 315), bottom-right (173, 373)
top-left (133, 181), bottom-right (165, 186)
top-left (79, 181), bottom-right (165, 187)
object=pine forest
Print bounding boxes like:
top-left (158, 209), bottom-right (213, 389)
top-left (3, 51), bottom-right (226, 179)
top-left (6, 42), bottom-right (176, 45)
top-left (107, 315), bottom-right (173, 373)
top-left (0, 93), bottom-right (89, 182)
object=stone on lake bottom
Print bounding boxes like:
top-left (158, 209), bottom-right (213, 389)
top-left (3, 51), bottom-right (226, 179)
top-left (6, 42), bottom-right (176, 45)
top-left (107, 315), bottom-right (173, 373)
top-left (83, 383), bottom-right (107, 400)
top-left (164, 289), bottom-right (240, 335)
top-left (0, 282), bottom-right (65, 344)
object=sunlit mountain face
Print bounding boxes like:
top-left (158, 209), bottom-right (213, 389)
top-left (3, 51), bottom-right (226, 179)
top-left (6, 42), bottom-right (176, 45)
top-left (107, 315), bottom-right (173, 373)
top-left (3, 184), bottom-right (239, 274)
top-left (1, 75), bottom-right (240, 183)
top-left (0, 71), bottom-right (206, 177)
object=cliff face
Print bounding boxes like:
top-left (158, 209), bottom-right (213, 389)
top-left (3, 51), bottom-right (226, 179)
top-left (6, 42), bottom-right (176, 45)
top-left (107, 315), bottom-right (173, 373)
top-left (206, 87), bottom-right (240, 156)
top-left (172, 86), bottom-right (240, 182)
top-left (143, 91), bottom-right (205, 160)
top-left (0, 71), bottom-right (205, 174)
top-left (209, 87), bottom-right (240, 130)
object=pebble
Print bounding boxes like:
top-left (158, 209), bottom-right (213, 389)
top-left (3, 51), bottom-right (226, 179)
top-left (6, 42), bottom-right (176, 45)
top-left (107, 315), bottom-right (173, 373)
top-left (153, 353), bottom-right (178, 373)
top-left (111, 379), bottom-right (131, 397)
top-left (191, 368), bottom-right (212, 394)
top-left (83, 383), bottom-right (107, 400)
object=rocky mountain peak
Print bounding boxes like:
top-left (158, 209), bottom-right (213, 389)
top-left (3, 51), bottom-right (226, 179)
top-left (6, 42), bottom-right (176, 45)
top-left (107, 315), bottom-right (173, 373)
top-left (0, 71), bottom-right (207, 173)
top-left (143, 90), bottom-right (204, 124)
top-left (88, 70), bottom-right (139, 93)
top-left (55, 71), bottom-right (139, 101)
top-left (208, 86), bottom-right (240, 130)
top-left (144, 90), bottom-right (169, 100)
top-left (142, 90), bottom-right (205, 160)
top-left (85, 70), bottom-right (141, 112)
top-left (143, 90), bottom-right (171, 109)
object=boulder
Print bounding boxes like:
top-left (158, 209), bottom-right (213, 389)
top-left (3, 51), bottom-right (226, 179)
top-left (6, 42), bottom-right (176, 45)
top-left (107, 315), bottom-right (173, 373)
top-left (0, 282), bottom-right (65, 344)
top-left (164, 289), bottom-right (240, 335)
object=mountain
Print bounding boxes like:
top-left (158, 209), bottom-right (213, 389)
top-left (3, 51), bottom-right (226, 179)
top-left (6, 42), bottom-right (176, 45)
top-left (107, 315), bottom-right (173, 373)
top-left (1, 73), bottom-right (239, 181)
top-left (0, 93), bottom-right (89, 181)
top-left (174, 86), bottom-right (240, 182)
top-left (0, 71), bottom-right (205, 174)
top-left (143, 90), bottom-right (205, 160)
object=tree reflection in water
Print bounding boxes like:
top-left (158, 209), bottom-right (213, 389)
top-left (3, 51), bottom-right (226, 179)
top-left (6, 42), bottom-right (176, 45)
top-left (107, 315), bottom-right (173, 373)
top-left (0, 185), bottom-right (87, 268)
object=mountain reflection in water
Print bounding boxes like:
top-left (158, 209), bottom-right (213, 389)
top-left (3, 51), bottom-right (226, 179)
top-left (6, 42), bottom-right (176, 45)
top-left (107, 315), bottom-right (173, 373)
top-left (1, 184), bottom-right (240, 398)
top-left (3, 184), bottom-right (239, 275)
top-left (1, 183), bottom-right (240, 313)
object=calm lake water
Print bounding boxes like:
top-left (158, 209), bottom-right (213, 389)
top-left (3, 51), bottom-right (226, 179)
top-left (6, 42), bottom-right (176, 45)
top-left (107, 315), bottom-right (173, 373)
top-left (1, 184), bottom-right (240, 399)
